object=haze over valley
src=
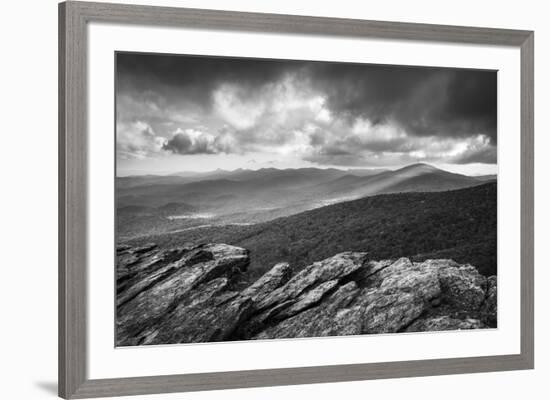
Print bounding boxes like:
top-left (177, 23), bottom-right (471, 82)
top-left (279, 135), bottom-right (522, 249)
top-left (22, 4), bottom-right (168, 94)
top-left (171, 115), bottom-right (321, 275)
top-left (117, 163), bottom-right (494, 239)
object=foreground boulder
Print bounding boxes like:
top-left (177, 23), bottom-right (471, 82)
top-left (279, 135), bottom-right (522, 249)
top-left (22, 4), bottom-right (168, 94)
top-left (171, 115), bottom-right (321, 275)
top-left (116, 243), bottom-right (497, 346)
top-left (116, 243), bottom-right (250, 345)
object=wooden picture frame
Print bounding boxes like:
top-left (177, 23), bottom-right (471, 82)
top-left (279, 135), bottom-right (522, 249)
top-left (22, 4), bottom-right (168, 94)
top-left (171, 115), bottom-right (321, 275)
top-left (59, 1), bottom-right (534, 398)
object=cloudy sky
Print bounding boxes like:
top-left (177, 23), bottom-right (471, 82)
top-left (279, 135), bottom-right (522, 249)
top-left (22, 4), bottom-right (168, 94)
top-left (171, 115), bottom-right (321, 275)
top-left (116, 52), bottom-right (497, 176)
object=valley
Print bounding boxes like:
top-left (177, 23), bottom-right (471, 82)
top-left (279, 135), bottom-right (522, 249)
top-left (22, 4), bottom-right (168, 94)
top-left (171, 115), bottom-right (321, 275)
top-left (117, 163), bottom-right (495, 242)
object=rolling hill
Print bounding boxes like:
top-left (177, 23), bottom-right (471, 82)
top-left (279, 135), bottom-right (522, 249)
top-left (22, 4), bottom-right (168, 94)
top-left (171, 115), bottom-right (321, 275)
top-left (116, 164), bottom-right (492, 230)
top-left (314, 163), bottom-right (485, 198)
top-left (126, 182), bottom-right (497, 278)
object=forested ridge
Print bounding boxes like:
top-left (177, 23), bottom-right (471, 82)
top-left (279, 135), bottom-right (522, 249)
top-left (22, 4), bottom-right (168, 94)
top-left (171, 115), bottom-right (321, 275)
top-left (127, 182), bottom-right (497, 278)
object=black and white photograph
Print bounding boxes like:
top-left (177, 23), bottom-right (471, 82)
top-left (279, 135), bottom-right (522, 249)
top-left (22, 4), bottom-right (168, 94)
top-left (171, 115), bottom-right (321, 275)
top-left (115, 52), bottom-right (498, 346)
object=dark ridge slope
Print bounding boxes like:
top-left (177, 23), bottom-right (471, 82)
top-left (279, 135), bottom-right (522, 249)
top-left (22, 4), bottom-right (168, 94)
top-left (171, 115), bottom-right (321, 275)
top-left (128, 182), bottom-right (497, 278)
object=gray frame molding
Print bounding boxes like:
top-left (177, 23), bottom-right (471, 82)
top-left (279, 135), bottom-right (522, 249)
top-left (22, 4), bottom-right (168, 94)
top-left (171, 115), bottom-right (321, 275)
top-left (59, 1), bottom-right (534, 398)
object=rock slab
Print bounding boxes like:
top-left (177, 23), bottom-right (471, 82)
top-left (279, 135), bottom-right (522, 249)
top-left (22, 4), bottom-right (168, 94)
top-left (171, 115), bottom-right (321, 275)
top-left (116, 242), bottom-right (497, 346)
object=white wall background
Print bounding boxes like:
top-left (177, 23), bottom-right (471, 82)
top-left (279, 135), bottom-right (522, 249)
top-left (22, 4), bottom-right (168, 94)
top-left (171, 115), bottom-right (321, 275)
top-left (0, 0), bottom-right (546, 399)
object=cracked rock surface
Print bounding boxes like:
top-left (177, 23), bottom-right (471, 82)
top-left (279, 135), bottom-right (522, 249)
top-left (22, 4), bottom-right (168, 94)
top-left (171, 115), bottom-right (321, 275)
top-left (116, 243), bottom-right (497, 346)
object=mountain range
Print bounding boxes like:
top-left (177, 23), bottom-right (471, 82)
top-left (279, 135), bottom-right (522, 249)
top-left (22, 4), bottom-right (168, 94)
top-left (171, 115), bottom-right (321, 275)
top-left (117, 163), bottom-right (495, 231)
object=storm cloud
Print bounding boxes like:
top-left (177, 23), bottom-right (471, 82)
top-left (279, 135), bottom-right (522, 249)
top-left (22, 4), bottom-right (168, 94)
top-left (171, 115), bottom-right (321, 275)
top-left (306, 63), bottom-right (497, 144)
top-left (116, 52), bottom-right (497, 168)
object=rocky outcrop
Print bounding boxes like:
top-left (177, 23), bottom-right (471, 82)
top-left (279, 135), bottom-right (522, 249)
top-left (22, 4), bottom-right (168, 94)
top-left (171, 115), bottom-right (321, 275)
top-left (116, 243), bottom-right (497, 346)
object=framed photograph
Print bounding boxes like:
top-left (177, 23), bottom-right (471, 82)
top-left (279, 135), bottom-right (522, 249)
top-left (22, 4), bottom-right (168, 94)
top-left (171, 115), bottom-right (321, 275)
top-left (59, 1), bottom-right (534, 398)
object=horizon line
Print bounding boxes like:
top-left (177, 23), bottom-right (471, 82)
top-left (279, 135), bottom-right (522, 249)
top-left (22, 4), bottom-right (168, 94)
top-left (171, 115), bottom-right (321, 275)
top-left (117, 162), bottom-right (498, 178)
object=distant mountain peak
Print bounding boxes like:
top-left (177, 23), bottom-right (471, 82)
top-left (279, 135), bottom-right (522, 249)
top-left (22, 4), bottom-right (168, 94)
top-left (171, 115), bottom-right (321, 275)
top-left (399, 163), bottom-right (440, 171)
